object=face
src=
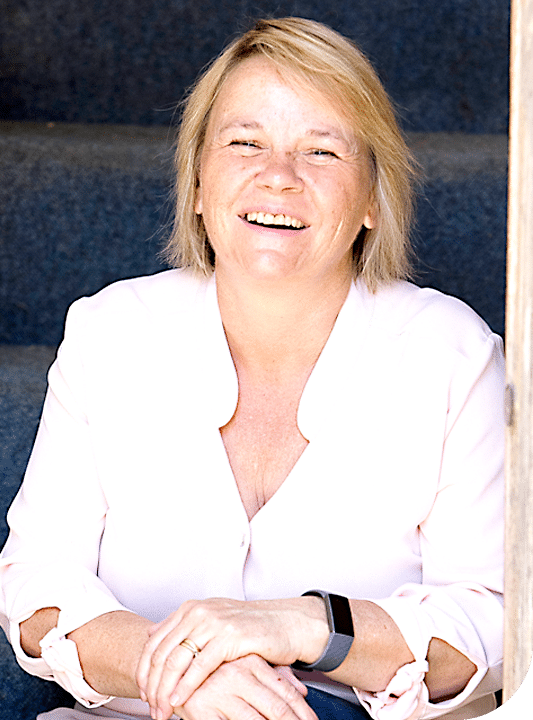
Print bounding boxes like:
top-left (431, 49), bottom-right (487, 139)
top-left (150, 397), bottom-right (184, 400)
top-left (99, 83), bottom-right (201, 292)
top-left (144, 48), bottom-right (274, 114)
top-left (195, 56), bottom-right (376, 287)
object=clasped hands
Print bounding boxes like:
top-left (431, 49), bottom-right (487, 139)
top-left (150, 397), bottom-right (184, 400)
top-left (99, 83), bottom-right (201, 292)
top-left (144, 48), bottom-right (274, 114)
top-left (136, 597), bottom-right (328, 720)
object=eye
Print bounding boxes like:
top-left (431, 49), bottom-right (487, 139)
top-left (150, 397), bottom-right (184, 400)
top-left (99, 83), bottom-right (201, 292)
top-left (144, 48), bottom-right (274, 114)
top-left (304, 148), bottom-right (339, 163)
top-left (229, 140), bottom-right (262, 154)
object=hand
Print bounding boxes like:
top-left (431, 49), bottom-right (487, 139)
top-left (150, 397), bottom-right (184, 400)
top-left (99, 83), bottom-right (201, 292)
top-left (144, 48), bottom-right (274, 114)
top-left (172, 655), bottom-right (318, 720)
top-left (136, 597), bottom-right (327, 719)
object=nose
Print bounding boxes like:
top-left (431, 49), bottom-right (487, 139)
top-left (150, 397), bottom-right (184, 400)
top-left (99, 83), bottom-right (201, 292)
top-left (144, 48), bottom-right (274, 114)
top-left (255, 151), bottom-right (303, 194)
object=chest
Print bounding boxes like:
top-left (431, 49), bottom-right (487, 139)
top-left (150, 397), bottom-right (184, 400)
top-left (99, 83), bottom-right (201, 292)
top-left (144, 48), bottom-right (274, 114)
top-left (219, 381), bottom-right (309, 521)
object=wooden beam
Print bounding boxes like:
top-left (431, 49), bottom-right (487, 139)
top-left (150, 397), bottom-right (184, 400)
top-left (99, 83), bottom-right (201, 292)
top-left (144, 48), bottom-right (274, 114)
top-left (504, 0), bottom-right (533, 703)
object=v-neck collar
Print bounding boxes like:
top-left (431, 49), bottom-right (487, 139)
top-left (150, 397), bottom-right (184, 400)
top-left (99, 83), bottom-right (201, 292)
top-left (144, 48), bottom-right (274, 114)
top-left (199, 274), bottom-right (376, 438)
top-left (297, 278), bottom-right (376, 441)
top-left (196, 274), bottom-right (376, 523)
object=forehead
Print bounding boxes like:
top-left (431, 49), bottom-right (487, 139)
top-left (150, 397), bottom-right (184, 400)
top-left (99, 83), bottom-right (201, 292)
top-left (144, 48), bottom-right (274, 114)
top-left (208, 55), bottom-right (357, 135)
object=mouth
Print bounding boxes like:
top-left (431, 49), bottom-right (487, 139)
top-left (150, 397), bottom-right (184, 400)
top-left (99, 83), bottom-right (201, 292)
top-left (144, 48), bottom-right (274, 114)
top-left (242, 211), bottom-right (307, 230)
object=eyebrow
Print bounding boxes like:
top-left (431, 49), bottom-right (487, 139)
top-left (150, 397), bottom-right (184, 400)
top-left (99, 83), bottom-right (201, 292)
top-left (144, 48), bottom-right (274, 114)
top-left (217, 121), bottom-right (262, 134)
top-left (305, 128), bottom-right (352, 146)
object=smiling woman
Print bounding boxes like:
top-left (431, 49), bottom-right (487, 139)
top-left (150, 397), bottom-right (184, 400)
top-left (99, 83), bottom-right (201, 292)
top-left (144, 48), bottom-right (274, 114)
top-left (0, 16), bottom-right (504, 720)
top-left (193, 55), bottom-right (376, 288)
top-left (166, 17), bottom-right (416, 289)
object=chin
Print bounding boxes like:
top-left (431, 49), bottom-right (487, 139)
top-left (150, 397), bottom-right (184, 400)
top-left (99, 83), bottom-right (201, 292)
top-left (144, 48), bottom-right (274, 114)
top-left (241, 252), bottom-right (305, 281)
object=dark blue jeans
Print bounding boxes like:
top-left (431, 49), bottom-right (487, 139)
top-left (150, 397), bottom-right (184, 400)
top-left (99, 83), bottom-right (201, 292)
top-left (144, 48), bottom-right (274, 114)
top-left (305, 688), bottom-right (371, 719)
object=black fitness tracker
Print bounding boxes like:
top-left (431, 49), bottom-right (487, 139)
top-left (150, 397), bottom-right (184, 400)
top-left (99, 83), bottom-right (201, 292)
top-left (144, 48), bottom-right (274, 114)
top-left (292, 590), bottom-right (354, 672)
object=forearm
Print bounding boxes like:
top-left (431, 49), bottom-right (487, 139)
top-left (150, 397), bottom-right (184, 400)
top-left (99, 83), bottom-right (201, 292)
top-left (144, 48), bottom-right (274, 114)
top-left (20, 607), bottom-right (155, 698)
top-left (321, 600), bottom-right (476, 702)
top-left (316, 599), bottom-right (414, 691)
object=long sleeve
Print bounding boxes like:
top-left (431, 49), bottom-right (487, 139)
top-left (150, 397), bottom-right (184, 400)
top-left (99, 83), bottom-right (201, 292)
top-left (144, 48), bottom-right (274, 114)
top-left (355, 322), bottom-right (505, 719)
top-left (0, 299), bottom-right (131, 706)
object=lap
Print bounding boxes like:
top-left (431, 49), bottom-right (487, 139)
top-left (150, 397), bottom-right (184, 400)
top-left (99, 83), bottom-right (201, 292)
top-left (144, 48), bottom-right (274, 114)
top-left (305, 688), bottom-right (371, 720)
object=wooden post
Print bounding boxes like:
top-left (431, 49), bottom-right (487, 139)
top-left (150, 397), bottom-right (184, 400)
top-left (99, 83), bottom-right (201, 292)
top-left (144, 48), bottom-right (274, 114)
top-left (504, 0), bottom-right (533, 703)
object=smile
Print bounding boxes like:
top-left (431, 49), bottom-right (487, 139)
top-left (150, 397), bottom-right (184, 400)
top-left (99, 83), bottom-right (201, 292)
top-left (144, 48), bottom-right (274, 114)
top-left (244, 212), bottom-right (306, 229)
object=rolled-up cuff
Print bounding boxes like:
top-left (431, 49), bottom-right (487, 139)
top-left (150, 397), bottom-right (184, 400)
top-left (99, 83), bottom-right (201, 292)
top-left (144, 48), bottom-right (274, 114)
top-left (5, 587), bottom-right (132, 708)
top-left (352, 582), bottom-right (502, 720)
top-left (39, 626), bottom-right (113, 708)
top-left (355, 660), bottom-right (429, 720)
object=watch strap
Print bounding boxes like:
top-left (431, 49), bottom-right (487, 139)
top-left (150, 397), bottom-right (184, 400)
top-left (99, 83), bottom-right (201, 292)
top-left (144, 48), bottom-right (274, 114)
top-left (292, 590), bottom-right (354, 672)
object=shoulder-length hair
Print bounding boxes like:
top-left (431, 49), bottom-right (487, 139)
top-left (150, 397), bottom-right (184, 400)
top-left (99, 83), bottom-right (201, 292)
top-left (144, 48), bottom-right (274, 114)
top-left (163, 17), bottom-right (419, 290)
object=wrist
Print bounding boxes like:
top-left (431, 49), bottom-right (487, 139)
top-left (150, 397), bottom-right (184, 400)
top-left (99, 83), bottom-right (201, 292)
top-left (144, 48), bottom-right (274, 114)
top-left (295, 595), bottom-right (330, 665)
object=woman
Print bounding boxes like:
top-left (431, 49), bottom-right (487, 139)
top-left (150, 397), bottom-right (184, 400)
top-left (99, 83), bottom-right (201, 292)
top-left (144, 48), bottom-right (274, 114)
top-left (0, 17), bottom-right (504, 720)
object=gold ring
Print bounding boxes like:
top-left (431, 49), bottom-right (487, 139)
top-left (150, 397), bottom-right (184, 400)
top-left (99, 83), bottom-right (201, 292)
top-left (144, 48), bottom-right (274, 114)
top-left (179, 638), bottom-right (201, 658)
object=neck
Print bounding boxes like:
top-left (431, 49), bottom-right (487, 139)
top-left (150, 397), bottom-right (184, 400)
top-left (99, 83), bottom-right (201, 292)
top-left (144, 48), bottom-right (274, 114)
top-left (216, 268), bottom-right (352, 382)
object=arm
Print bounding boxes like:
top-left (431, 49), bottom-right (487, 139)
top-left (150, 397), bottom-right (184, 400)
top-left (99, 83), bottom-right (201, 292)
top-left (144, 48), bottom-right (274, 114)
top-left (325, 600), bottom-right (475, 702)
top-left (136, 594), bottom-right (474, 720)
top-left (20, 607), bottom-right (317, 720)
top-left (20, 608), bottom-right (154, 699)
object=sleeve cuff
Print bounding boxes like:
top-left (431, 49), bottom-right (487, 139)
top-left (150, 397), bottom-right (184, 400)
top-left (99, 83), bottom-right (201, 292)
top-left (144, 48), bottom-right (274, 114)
top-left (39, 625), bottom-right (113, 708)
top-left (5, 590), bottom-right (132, 708)
top-left (352, 583), bottom-right (502, 720)
top-left (355, 660), bottom-right (429, 720)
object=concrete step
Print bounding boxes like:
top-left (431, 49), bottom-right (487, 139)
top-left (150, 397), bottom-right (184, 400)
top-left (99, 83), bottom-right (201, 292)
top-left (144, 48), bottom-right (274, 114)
top-left (0, 122), bottom-right (508, 343)
top-left (0, 0), bottom-right (509, 133)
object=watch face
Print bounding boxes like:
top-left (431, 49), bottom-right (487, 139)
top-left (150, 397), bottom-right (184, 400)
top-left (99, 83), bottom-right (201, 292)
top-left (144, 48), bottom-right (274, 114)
top-left (330, 593), bottom-right (354, 636)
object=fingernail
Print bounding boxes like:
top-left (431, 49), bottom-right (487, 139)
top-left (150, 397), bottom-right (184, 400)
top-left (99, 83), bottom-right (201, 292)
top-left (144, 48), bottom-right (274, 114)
top-left (140, 690), bottom-right (147, 702)
top-left (170, 693), bottom-right (180, 707)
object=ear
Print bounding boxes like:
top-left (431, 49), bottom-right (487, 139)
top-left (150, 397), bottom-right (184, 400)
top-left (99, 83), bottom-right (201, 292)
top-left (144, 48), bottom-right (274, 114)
top-left (363, 194), bottom-right (377, 230)
top-left (194, 184), bottom-right (203, 215)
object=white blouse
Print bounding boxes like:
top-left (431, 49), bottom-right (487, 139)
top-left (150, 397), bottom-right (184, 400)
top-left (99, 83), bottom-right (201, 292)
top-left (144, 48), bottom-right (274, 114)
top-left (0, 270), bottom-right (505, 720)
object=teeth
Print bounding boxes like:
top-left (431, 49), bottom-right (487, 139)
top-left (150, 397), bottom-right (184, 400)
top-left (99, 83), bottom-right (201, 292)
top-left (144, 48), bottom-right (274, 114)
top-left (245, 212), bottom-right (304, 229)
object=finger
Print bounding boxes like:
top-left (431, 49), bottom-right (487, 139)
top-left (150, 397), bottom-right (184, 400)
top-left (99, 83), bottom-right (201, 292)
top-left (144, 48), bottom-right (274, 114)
top-left (273, 666), bottom-right (308, 696)
top-left (176, 658), bottom-right (316, 720)
top-left (137, 613), bottom-right (189, 691)
top-left (169, 637), bottom-right (228, 707)
top-left (253, 663), bottom-right (318, 720)
top-left (144, 639), bottom-right (200, 719)
top-left (138, 617), bottom-right (202, 706)
top-left (147, 620), bottom-right (165, 636)
top-left (157, 642), bottom-right (212, 719)
top-left (234, 668), bottom-right (316, 720)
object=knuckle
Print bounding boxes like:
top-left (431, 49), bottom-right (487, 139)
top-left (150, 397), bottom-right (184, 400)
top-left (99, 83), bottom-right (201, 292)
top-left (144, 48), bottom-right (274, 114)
top-left (241, 653), bottom-right (262, 669)
top-left (190, 603), bottom-right (210, 621)
top-left (150, 646), bottom-right (167, 668)
top-left (280, 682), bottom-right (300, 703)
top-left (270, 696), bottom-right (294, 719)
top-left (164, 649), bottom-right (184, 671)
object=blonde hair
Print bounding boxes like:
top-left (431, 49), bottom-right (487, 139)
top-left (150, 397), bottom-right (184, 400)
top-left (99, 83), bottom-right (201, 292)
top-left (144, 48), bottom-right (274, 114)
top-left (163, 17), bottom-right (419, 290)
